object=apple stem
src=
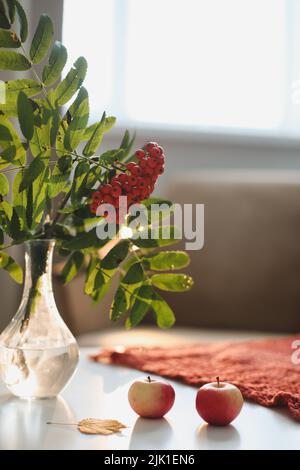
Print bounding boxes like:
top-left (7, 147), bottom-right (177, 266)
top-left (216, 376), bottom-right (220, 387)
top-left (147, 376), bottom-right (151, 383)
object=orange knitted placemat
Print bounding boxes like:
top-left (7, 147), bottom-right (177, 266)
top-left (91, 334), bottom-right (300, 421)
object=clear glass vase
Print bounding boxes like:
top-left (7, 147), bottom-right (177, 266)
top-left (0, 239), bottom-right (79, 399)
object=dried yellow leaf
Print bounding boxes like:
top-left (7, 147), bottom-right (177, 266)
top-left (78, 418), bottom-right (126, 435)
top-left (47, 418), bottom-right (127, 436)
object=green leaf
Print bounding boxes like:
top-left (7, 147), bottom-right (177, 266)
top-left (122, 262), bottom-right (144, 284)
top-left (29, 105), bottom-right (52, 158)
top-left (0, 102), bottom-right (17, 117)
top-left (133, 225), bottom-right (181, 249)
top-left (93, 269), bottom-right (105, 290)
top-left (30, 14), bottom-right (53, 64)
top-left (6, 0), bottom-right (16, 23)
top-left (55, 57), bottom-right (87, 106)
top-left (12, 170), bottom-right (27, 230)
top-left (8, 207), bottom-right (24, 240)
top-left (48, 160), bottom-right (71, 198)
top-left (142, 197), bottom-right (173, 208)
top-left (54, 117), bottom-right (67, 158)
top-left (0, 227), bottom-right (3, 245)
top-left (101, 241), bottom-right (129, 270)
top-left (84, 256), bottom-right (98, 295)
top-left (119, 129), bottom-right (135, 161)
top-left (17, 91), bottom-right (34, 140)
top-left (19, 155), bottom-right (45, 192)
top-left (0, 251), bottom-right (23, 283)
top-left (120, 129), bottom-right (130, 150)
top-left (151, 291), bottom-right (175, 329)
top-left (42, 41), bottom-right (67, 86)
top-left (64, 87), bottom-right (89, 150)
top-left (32, 166), bottom-right (49, 225)
top-left (0, 172), bottom-right (8, 195)
top-left (63, 229), bottom-right (106, 251)
top-left (25, 182), bottom-right (33, 229)
top-left (92, 276), bottom-right (112, 304)
top-left (5, 79), bottom-right (42, 102)
top-left (126, 285), bottom-right (153, 328)
top-left (70, 160), bottom-right (89, 204)
top-left (83, 116), bottom-right (116, 141)
top-left (100, 148), bottom-right (124, 164)
top-left (0, 50), bottom-right (30, 70)
top-left (83, 111), bottom-right (106, 157)
top-left (0, 0), bottom-right (9, 29)
top-left (1, 199), bottom-right (12, 219)
top-left (110, 287), bottom-right (128, 321)
top-left (151, 273), bottom-right (194, 292)
top-left (0, 116), bottom-right (26, 164)
top-left (61, 251), bottom-right (84, 284)
top-left (0, 30), bottom-right (21, 48)
top-left (83, 216), bottom-right (105, 232)
top-left (145, 251), bottom-right (190, 271)
top-left (15, 0), bottom-right (28, 42)
top-left (58, 154), bottom-right (72, 173)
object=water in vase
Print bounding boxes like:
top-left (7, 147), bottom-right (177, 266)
top-left (0, 240), bottom-right (79, 399)
top-left (0, 343), bottom-right (79, 398)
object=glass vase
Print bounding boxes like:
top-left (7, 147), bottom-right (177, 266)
top-left (0, 239), bottom-right (79, 399)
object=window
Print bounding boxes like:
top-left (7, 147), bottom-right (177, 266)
top-left (63, 0), bottom-right (300, 137)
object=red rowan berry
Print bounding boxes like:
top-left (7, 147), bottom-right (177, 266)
top-left (145, 167), bottom-right (154, 177)
top-left (137, 178), bottom-right (146, 189)
top-left (147, 158), bottom-right (157, 169)
top-left (130, 165), bottom-right (142, 176)
top-left (126, 162), bottom-right (136, 172)
top-left (144, 142), bottom-right (158, 152)
top-left (131, 188), bottom-right (140, 197)
top-left (111, 197), bottom-right (120, 208)
top-left (118, 173), bottom-right (127, 183)
top-left (102, 195), bottom-right (114, 205)
top-left (139, 158), bottom-right (148, 169)
top-left (111, 185), bottom-right (122, 197)
top-left (111, 176), bottom-right (120, 185)
top-left (149, 146), bottom-right (162, 159)
top-left (135, 149), bottom-right (145, 160)
top-left (102, 184), bottom-right (112, 194)
top-left (92, 191), bottom-right (102, 203)
top-left (128, 175), bottom-right (138, 186)
top-left (123, 181), bottom-right (132, 192)
top-left (156, 146), bottom-right (164, 156)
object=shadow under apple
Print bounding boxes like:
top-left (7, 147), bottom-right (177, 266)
top-left (195, 423), bottom-right (241, 449)
top-left (129, 417), bottom-right (174, 450)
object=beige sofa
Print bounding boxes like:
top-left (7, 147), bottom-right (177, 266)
top-left (54, 169), bottom-right (300, 336)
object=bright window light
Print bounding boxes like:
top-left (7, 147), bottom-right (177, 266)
top-left (126, 0), bottom-right (286, 130)
top-left (63, 0), bottom-right (294, 134)
top-left (63, 0), bottom-right (114, 113)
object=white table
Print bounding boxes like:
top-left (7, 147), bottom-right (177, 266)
top-left (0, 328), bottom-right (299, 450)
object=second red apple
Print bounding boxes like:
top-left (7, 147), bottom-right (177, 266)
top-left (196, 377), bottom-right (244, 426)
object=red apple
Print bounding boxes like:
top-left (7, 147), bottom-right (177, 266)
top-left (128, 376), bottom-right (175, 418)
top-left (196, 377), bottom-right (243, 426)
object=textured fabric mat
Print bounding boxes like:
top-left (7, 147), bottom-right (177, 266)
top-left (91, 334), bottom-right (300, 420)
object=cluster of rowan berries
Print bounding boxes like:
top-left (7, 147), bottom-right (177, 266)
top-left (90, 142), bottom-right (165, 222)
